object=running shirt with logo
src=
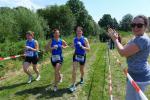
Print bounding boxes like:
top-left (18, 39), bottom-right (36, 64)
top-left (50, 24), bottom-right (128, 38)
top-left (51, 38), bottom-right (63, 62)
top-left (74, 36), bottom-right (86, 62)
top-left (25, 39), bottom-right (38, 57)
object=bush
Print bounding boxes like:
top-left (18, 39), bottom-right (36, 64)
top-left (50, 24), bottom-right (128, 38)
top-left (99, 28), bottom-right (109, 42)
top-left (0, 7), bottom-right (47, 42)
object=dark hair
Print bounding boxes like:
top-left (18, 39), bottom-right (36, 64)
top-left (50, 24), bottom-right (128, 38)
top-left (52, 29), bottom-right (61, 38)
top-left (134, 15), bottom-right (149, 28)
top-left (53, 29), bottom-right (59, 33)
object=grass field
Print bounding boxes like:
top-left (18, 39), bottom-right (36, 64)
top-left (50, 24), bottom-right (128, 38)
top-left (0, 41), bottom-right (110, 100)
top-left (0, 37), bottom-right (150, 100)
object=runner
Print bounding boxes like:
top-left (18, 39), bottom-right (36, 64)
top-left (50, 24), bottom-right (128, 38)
top-left (69, 26), bottom-right (90, 92)
top-left (23, 31), bottom-right (40, 84)
top-left (45, 29), bottom-right (68, 92)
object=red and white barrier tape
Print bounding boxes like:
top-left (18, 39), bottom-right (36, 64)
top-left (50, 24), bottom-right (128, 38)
top-left (0, 54), bottom-right (24, 61)
top-left (0, 76), bottom-right (7, 81)
top-left (123, 69), bottom-right (148, 100)
top-left (0, 54), bottom-right (23, 81)
top-left (0, 46), bottom-right (41, 62)
top-left (113, 52), bottom-right (148, 100)
top-left (108, 65), bottom-right (113, 100)
top-left (107, 43), bottom-right (113, 100)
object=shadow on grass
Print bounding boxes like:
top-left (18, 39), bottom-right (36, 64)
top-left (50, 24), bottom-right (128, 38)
top-left (15, 84), bottom-right (72, 99)
top-left (75, 82), bottom-right (81, 87)
top-left (0, 82), bottom-right (26, 91)
top-left (15, 81), bottom-right (82, 99)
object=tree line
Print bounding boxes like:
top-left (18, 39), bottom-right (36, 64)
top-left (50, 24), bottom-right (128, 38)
top-left (98, 14), bottom-right (150, 32)
top-left (0, 0), bottom-right (150, 43)
top-left (98, 14), bottom-right (150, 42)
top-left (0, 0), bottom-right (101, 43)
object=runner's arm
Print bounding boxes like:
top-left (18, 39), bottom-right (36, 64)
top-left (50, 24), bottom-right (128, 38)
top-left (82, 38), bottom-right (90, 52)
top-left (62, 40), bottom-right (69, 49)
top-left (34, 40), bottom-right (39, 51)
top-left (45, 39), bottom-right (56, 52)
top-left (71, 39), bottom-right (75, 48)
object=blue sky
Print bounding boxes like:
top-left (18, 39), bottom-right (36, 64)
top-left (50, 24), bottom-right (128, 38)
top-left (0, 0), bottom-right (150, 22)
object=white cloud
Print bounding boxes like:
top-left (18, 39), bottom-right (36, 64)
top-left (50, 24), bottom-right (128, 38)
top-left (0, 0), bottom-right (43, 10)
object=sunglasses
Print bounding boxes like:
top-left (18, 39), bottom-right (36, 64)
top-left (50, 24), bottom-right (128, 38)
top-left (131, 23), bottom-right (144, 28)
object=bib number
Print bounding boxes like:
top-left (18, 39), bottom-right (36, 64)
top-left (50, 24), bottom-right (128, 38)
top-left (25, 51), bottom-right (34, 57)
top-left (52, 55), bottom-right (61, 62)
top-left (75, 55), bottom-right (84, 62)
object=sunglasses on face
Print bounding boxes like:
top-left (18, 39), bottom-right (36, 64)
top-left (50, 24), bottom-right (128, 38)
top-left (131, 23), bottom-right (144, 28)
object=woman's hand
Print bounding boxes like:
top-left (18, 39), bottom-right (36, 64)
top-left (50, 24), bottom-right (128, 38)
top-left (25, 46), bottom-right (34, 51)
top-left (107, 28), bottom-right (119, 41)
top-left (53, 45), bottom-right (58, 49)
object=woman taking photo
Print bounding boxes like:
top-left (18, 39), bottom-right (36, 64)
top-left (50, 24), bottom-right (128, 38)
top-left (46, 29), bottom-right (68, 92)
top-left (108, 15), bottom-right (150, 100)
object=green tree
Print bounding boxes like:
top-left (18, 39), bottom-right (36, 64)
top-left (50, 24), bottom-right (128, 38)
top-left (98, 14), bottom-right (113, 29)
top-left (120, 14), bottom-right (133, 31)
top-left (14, 7), bottom-right (47, 39)
top-left (112, 18), bottom-right (119, 29)
top-left (37, 5), bottom-right (76, 36)
top-left (66, 0), bottom-right (86, 17)
top-left (0, 7), bottom-right (47, 42)
top-left (94, 22), bottom-right (101, 35)
top-left (0, 7), bottom-right (18, 42)
top-left (67, 0), bottom-right (98, 36)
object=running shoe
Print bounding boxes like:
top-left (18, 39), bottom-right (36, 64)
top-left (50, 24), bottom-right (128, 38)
top-left (79, 78), bottom-right (84, 84)
top-left (53, 86), bottom-right (58, 92)
top-left (69, 85), bottom-right (76, 92)
top-left (27, 75), bottom-right (33, 84)
top-left (36, 75), bottom-right (41, 81)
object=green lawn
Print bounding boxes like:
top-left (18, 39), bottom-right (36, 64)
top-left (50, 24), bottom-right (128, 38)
top-left (0, 42), bottom-right (109, 100)
top-left (1, 40), bottom-right (150, 100)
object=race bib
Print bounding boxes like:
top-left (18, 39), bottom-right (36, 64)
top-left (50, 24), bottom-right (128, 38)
top-left (52, 55), bottom-right (61, 62)
top-left (75, 55), bottom-right (84, 62)
top-left (25, 51), bottom-right (34, 57)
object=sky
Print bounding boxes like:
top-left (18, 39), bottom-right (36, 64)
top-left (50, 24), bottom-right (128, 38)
top-left (0, 0), bottom-right (150, 22)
